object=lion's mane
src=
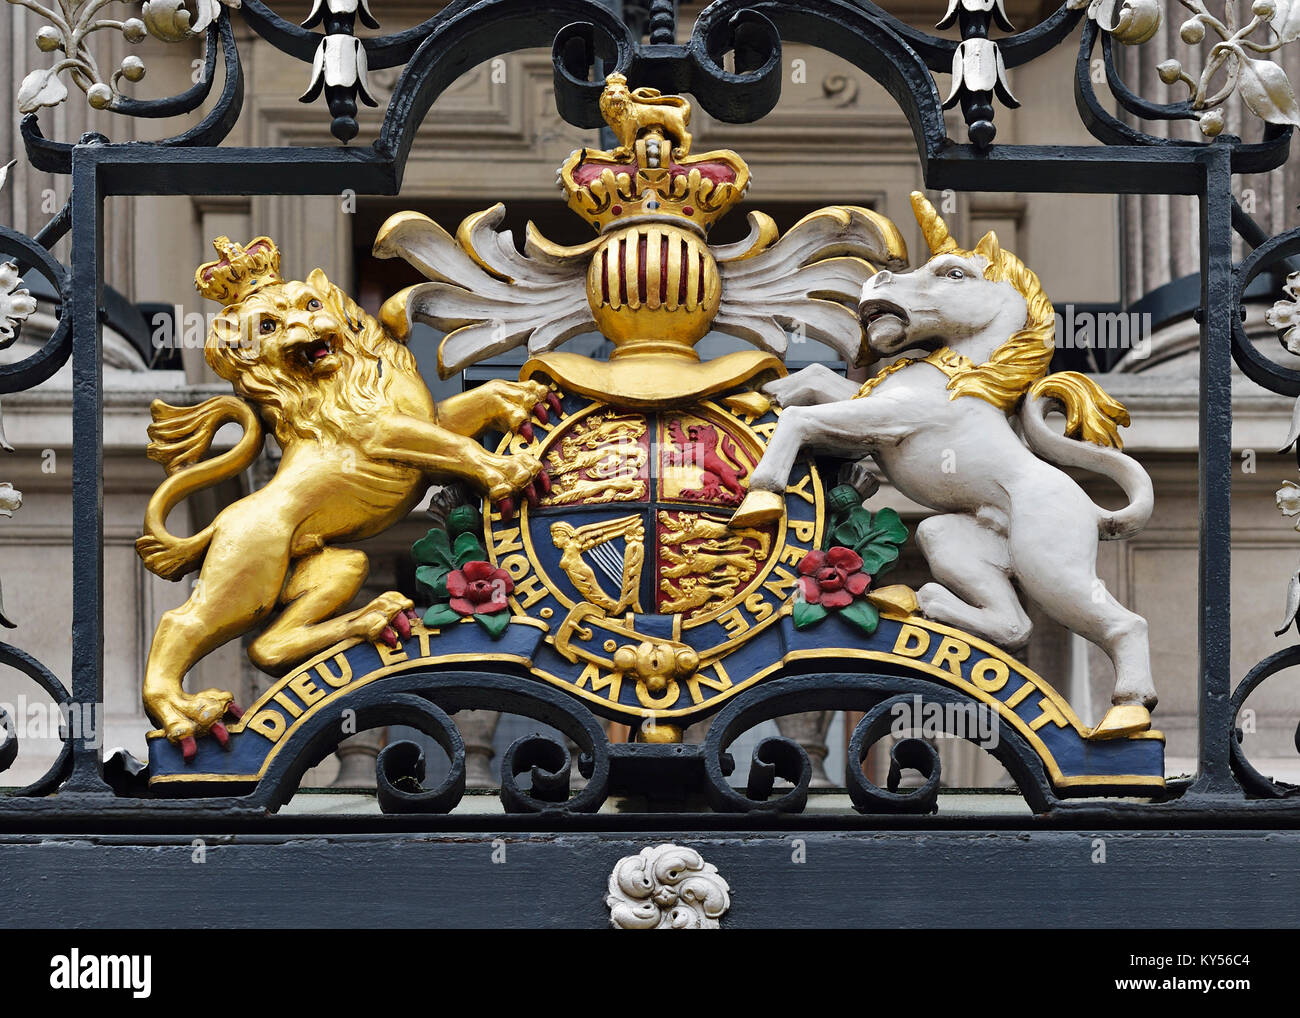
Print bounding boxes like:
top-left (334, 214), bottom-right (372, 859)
top-left (204, 276), bottom-right (419, 448)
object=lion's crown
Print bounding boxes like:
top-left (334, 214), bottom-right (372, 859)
top-left (195, 236), bottom-right (282, 306)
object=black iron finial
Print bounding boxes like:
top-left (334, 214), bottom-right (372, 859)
top-left (648, 0), bottom-right (676, 45)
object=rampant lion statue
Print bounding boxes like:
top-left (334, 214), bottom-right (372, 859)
top-left (733, 193), bottom-right (1157, 740)
top-left (136, 237), bottom-right (552, 755)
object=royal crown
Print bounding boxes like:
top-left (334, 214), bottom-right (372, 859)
top-left (195, 236), bottom-right (282, 306)
top-left (557, 74), bottom-right (750, 236)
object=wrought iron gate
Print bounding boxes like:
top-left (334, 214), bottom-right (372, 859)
top-left (2, 0), bottom-right (1300, 927)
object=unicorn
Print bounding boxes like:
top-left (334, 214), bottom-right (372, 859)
top-left (731, 192), bottom-right (1156, 739)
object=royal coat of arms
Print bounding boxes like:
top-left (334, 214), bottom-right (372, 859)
top-left (138, 74), bottom-right (1166, 805)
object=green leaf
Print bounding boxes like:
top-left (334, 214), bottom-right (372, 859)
top-left (422, 603), bottom-right (461, 628)
top-left (411, 529), bottom-right (455, 569)
top-left (860, 543), bottom-right (901, 577)
top-left (839, 598), bottom-right (880, 635)
top-left (792, 599), bottom-right (829, 630)
top-left (474, 610), bottom-right (511, 639)
top-left (415, 564), bottom-right (450, 600)
top-left (838, 508), bottom-right (872, 541)
top-left (832, 520), bottom-right (864, 550)
top-left (452, 531), bottom-right (486, 566)
top-left (863, 507), bottom-right (908, 547)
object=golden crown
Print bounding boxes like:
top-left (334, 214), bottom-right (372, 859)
top-left (195, 236), bottom-right (281, 306)
top-left (557, 74), bottom-right (749, 236)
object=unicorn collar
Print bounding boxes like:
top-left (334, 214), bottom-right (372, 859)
top-left (854, 346), bottom-right (974, 399)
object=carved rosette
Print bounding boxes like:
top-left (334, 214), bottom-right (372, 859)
top-left (606, 844), bottom-right (731, 928)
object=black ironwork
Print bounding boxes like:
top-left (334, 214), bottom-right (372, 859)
top-left (0, 0), bottom-right (1297, 834)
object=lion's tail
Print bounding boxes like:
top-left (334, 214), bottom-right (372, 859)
top-left (1020, 372), bottom-right (1153, 540)
top-left (136, 396), bottom-right (264, 580)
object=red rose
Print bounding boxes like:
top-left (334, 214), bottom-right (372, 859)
top-left (446, 560), bottom-right (514, 615)
top-left (797, 546), bottom-right (871, 609)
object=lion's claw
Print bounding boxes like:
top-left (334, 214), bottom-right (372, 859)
top-left (380, 626), bottom-right (399, 648)
top-left (226, 701), bottom-right (244, 721)
top-left (546, 392), bottom-right (562, 416)
top-left (532, 402), bottom-right (550, 424)
top-left (537, 468), bottom-right (551, 496)
top-left (211, 721), bottom-right (230, 750)
top-left (519, 421), bottom-right (534, 442)
top-left (497, 496), bottom-right (516, 521)
top-left (180, 736), bottom-right (197, 762)
top-left (524, 481), bottom-right (539, 506)
top-left (393, 611), bottom-right (412, 640)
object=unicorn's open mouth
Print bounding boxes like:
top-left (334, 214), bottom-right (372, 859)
top-left (859, 299), bottom-right (910, 328)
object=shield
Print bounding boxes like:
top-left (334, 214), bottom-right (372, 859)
top-left (483, 390), bottom-right (826, 720)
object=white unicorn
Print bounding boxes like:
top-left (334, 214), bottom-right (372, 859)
top-left (732, 192), bottom-right (1156, 739)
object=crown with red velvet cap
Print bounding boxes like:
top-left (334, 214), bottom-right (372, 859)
top-left (556, 73), bottom-right (749, 236)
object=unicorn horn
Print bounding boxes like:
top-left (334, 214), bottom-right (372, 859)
top-left (910, 191), bottom-right (959, 255)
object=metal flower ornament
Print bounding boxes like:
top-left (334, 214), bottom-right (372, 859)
top-left (606, 845), bottom-right (731, 929)
top-left (1067, 0), bottom-right (1163, 44)
top-left (1266, 270), bottom-right (1300, 352)
top-left (0, 160), bottom-right (24, 628)
top-left (298, 0), bottom-right (379, 141)
top-left (1159, 0), bottom-right (1300, 136)
top-left (8, 0), bottom-right (239, 112)
top-left (938, 0), bottom-right (1159, 148)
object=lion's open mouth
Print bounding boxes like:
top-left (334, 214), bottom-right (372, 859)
top-left (859, 299), bottom-right (910, 329)
top-left (303, 340), bottom-right (334, 365)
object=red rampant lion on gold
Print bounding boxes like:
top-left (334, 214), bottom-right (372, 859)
top-left (666, 419), bottom-right (748, 506)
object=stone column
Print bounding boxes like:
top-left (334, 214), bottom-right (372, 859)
top-left (333, 732), bottom-right (383, 787)
top-left (457, 709), bottom-right (501, 788)
top-left (775, 712), bottom-right (835, 788)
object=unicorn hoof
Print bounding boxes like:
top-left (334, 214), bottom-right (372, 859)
top-left (730, 490), bottom-right (784, 528)
top-left (1087, 703), bottom-right (1151, 741)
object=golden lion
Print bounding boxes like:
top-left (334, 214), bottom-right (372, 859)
top-left (599, 72), bottom-right (691, 159)
top-left (136, 237), bottom-right (553, 755)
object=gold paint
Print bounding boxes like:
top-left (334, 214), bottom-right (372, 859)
top-left (541, 409), bottom-right (647, 505)
top-left (490, 399), bottom-right (823, 638)
top-left (550, 513), bottom-right (646, 614)
top-left (537, 75), bottom-right (780, 404)
top-left (601, 74), bottom-right (692, 158)
top-left (456, 206), bottom-right (516, 283)
top-left (522, 349), bottom-right (783, 409)
top-left (1088, 703), bottom-right (1153, 740)
top-left (137, 238), bottom-right (547, 744)
top-left (867, 584), bottom-right (919, 617)
top-left (522, 222), bottom-right (604, 262)
top-left (720, 390), bottom-right (772, 419)
top-left (658, 510), bottom-right (769, 618)
top-left (728, 488), bottom-right (784, 528)
top-left (637, 721), bottom-right (684, 744)
top-left (614, 639), bottom-right (700, 697)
